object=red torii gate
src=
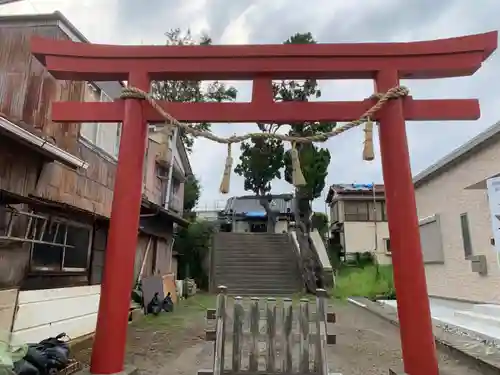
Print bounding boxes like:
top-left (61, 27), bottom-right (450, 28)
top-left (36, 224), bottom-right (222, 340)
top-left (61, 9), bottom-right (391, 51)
top-left (31, 31), bottom-right (497, 375)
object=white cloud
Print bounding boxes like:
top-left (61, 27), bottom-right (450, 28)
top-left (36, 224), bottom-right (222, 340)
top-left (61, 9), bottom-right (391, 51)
top-left (2, 0), bottom-right (499, 212)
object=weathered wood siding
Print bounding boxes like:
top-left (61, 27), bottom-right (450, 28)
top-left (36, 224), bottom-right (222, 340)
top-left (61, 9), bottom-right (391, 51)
top-left (0, 137), bottom-right (41, 196)
top-left (144, 139), bottom-right (166, 206)
top-left (0, 23), bottom-right (116, 217)
top-left (0, 24), bottom-right (83, 154)
top-left (35, 143), bottom-right (116, 217)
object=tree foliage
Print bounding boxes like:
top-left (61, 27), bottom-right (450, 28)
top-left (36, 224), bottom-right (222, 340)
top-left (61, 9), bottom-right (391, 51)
top-left (233, 32), bottom-right (335, 290)
top-left (234, 138), bottom-right (284, 196)
top-left (174, 219), bottom-right (215, 290)
top-left (311, 212), bottom-right (329, 239)
top-left (183, 174), bottom-right (201, 212)
top-left (150, 29), bottom-right (238, 152)
top-left (234, 31), bottom-right (334, 201)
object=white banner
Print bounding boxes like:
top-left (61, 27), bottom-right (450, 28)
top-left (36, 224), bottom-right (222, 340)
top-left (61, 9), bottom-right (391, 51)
top-left (486, 176), bottom-right (500, 252)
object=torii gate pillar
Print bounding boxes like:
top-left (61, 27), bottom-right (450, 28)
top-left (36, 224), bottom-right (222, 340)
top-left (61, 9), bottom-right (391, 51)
top-left (90, 72), bottom-right (150, 371)
top-left (376, 70), bottom-right (437, 372)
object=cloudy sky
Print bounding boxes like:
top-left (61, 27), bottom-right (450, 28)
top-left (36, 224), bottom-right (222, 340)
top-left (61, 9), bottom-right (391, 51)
top-left (2, 0), bottom-right (500, 212)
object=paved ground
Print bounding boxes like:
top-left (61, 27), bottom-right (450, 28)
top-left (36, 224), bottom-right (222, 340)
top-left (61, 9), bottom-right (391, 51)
top-left (74, 296), bottom-right (487, 375)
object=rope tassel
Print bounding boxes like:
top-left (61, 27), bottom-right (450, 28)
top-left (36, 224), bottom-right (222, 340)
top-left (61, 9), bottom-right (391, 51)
top-left (219, 143), bottom-right (233, 194)
top-left (290, 142), bottom-right (306, 187)
top-left (362, 117), bottom-right (375, 161)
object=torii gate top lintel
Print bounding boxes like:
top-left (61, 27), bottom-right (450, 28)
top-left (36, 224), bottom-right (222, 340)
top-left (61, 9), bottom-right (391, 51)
top-left (31, 31), bottom-right (497, 82)
top-left (29, 31), bottom-right (498, 125)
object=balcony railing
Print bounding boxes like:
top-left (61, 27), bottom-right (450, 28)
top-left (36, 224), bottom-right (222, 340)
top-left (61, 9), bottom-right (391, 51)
top-left (168, 194), bottom-right (183, 213)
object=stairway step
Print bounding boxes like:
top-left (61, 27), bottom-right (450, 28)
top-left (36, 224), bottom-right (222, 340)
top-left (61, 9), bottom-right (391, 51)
top-left (215, 260), bottom-right (294, 266)
top-left (215, 254), bottom-right (294, 259)
top-left (215, 247), bottom-right (291, 251)
top-left (472, 304), bottom-right (500, 316)
top-left (215, 278), bottom-right (300, 284)
top-left (213, 232), bottom-right (302, 296)
top-left (217, 249), bottom-right (291, 253)
top-left (454, 310), bottom-right (500, 328)
top-left (215, 269), bottom-right (296, 275)
top-left (225, 289), bottom-right (300, 297)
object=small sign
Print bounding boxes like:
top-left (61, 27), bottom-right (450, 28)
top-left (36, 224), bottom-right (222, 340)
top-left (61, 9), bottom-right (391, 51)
top-left (486, 176), bottom-right (500, 252)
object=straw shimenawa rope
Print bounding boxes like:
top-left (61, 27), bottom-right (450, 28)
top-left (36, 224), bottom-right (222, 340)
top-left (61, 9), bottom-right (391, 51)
top-left (120, 85), bottom-right (409, 193)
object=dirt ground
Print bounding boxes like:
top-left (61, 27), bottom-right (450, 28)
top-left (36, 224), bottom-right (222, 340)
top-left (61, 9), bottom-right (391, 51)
top-left (75, 295), bottom-right (487, 375)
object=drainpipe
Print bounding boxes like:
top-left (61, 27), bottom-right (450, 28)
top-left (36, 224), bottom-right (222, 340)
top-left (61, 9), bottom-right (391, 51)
top-left (164, 126), bottom-right (179, 210)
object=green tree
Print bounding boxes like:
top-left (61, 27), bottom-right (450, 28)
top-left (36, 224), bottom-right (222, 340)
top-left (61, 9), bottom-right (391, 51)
top-left (311, 212), bottom-right (329, 239)
top-left (151, 29), bottom-right (238, 152)
top-left (183, 174), bottom-right (201, 212)
top-left (174, 219), bottom-right (215, 290)
top-left (234, 135), bottom-right (285, 232)
top-left (233, 32), bottom-right (335, 292)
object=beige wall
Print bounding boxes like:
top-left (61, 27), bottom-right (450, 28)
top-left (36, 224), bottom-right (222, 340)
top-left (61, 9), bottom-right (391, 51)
top-left (415, 139), bottom-right (500, 304)
top-left (343, 222), bottom-right (392, 265)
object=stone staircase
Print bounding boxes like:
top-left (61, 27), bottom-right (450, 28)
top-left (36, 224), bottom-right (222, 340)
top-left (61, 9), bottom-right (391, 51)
top-left (212, 232), bottom-right (303, 296)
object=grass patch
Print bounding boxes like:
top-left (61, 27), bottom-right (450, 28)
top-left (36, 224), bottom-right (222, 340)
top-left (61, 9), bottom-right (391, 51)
top-left (132, 293), bottom-right (216, 331)
top-left (333, 264), bottom-right (395, 301)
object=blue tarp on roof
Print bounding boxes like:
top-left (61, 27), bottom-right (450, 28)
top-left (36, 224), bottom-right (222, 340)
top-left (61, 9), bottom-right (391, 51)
top-left (352, 183), bottom-right (374, 189)
top-left (244, 211), bottom-right (266, 217)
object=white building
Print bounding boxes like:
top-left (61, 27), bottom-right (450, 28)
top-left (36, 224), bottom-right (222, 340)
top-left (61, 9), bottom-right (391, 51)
top-left (414, 120), bottom-right (500, 304)
top-left (326, 184), bottom-right (392, 265)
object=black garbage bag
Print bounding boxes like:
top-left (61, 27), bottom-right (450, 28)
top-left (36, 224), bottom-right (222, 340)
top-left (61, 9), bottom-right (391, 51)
top-left (41, 333), bottom-right (70, 371)
top-left (147, 292), bottom-right (162, 315)
top-left (39, 333), bottom-right (69, 351)
top-left (13, 359), bottom-right (40, 375)
top-left (24, 333), bottom-right (70, 374)
top-left (162, 292), bottom-right (174, 313)
top-left (44, 346), bottom-right (69, 370)
top-left (24, 345), bottom-right (49, 373)
top-left (131, 281), bottom-right (143, 306)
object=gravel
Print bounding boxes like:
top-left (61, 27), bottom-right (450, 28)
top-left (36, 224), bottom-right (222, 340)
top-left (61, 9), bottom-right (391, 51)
top-left (327, 302), bottom-right (485, 375)
top-left (82, 299), bottom-right (487, 375)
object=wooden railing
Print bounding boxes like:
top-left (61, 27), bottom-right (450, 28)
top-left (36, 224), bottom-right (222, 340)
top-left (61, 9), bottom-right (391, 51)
top-left (201, 286), bottom-right (339, 375)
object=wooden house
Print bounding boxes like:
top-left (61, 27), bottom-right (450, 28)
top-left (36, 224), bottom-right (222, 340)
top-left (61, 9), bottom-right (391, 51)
top-left (0, 11), bottom-right (190, 344)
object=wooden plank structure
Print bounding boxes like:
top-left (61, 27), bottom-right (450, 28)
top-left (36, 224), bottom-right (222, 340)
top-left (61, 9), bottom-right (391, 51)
top-left (201, 286), bottom-right (340, 375)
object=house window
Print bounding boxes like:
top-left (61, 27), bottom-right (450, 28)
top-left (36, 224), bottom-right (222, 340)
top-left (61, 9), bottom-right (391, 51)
top-left (460, 213), bottom-right (473, 258)
top-left (155, 164), bottom-right (169, 206)
top-left (384, 238), bottom-right (391, 253)
top-left (344, 201), bottom-right (369, 221)
top-left (30, 218), bottom-right (92, 272)
top-left (80, 83), bottom-right (122, 159)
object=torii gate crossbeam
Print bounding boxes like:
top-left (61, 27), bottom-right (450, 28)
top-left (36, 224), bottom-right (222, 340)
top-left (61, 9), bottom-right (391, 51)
top-left (31, 31), bottom-right (497, 375)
